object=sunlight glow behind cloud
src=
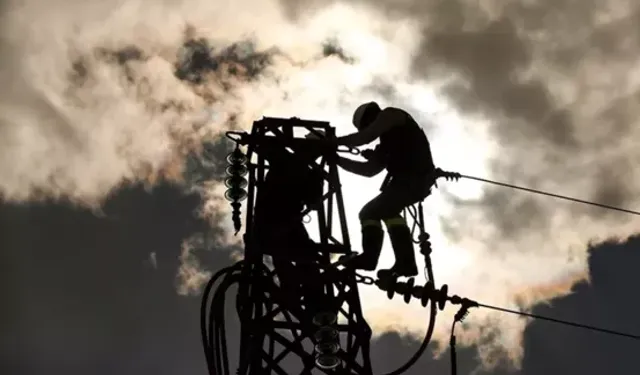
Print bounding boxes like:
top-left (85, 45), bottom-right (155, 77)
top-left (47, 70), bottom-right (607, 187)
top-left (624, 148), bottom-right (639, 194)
top-left (3, 0), bottom-right (640, 370)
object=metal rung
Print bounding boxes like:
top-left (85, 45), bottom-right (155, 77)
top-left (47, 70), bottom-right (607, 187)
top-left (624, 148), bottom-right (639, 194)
top-left (313, 243), bottom-right (351, 255)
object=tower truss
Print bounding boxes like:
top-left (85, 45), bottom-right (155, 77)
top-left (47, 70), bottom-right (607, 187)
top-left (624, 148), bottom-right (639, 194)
top-left (202, 117), bottom-right (374, 375)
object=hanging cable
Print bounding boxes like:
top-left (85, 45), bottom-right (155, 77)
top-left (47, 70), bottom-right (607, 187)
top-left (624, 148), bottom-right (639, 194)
top-left (446, 300), bottom-right (640, 375)
top-left (449, 321), bottom-right (457, 375)
top-left (404, 204), bottom-right (423, 244)
top-left (201, 262), bottom-right (245, 375)
top-left (376, 202), bottom-right (438, 375)
top-left (201, 265), bottom-right (236, 374)
top-left (448, 302), bottom-right (475, 375)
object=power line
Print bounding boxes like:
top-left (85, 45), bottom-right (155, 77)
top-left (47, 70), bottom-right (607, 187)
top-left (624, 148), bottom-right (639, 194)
top-left (410, 171), bottom-right (640, 342)
top-left (375, 276), bottom-right (640, 342)
top-left (436, 173), bottom-right (640, 337)
top-left (477, 302), bottom-right (640, 341)
top-left (456, 173), bottom-right (640, 216)
top-left (456, 174), bottom-right (640, 338)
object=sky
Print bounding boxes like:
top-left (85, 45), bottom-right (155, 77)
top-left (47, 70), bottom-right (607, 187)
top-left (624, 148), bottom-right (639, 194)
top-left (2, 185), bottom-right (640, 375)
top-left (2, 0), bottom-right (640, 373)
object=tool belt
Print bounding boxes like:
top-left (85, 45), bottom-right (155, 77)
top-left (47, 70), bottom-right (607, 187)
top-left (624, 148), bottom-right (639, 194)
top-left (379, 167), bottom-right (439, 192)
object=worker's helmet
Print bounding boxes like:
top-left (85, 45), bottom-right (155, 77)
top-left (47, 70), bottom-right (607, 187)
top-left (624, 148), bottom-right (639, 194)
top-left (352, 102), bottom-right (381, 130)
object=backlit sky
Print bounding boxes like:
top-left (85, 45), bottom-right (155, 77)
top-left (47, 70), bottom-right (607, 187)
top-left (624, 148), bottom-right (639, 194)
top-left (2, 0), bottom-right (640, 373)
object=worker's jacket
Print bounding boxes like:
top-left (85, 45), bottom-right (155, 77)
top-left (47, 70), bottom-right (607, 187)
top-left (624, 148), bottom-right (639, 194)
top-left (375, 108), bottom-right (436, 191)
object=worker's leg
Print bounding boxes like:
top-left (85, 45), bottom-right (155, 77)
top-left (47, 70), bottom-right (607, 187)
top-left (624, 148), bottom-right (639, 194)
top-left (343, 194), bottom-right (388, 271)
top-left (346, 219), bottom-right (384, 270)
top-left (382, 215), bottom-right (417, 277)
top-left (368, 181), bottom-right (427, 277)
top-left (345, 188), bottom-right (414, 272)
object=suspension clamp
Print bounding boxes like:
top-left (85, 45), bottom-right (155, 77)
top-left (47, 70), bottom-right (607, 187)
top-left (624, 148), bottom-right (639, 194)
top-left (435, 168), bottom-right (461, 182)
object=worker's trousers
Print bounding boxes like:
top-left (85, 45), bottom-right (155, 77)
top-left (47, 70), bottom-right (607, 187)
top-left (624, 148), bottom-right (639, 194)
top-left (357, 178), bottom-right (431, 272)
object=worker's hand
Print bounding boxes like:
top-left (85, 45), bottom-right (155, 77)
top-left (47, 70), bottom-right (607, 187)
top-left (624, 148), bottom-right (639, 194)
top-left (304, 130), bottom-right (342, 154)
top-left (324, 138), bottom-right (339, 149)
top-left (304, 130), bottom-right (326, 140)
top-left (361, 149), bottom-right (376, 160)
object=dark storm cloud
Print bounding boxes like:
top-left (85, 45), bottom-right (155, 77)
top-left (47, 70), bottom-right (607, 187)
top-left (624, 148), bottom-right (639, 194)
top-left (505, 0), bottom-right (639, 69)
top-left (591, 88), bottom-right (640, 150)
top-left (409, 2), bottom-right (640, 239)
top-left (414, 17), bottom-right (577, 148)
top-left (446, 188), bottom-right (547, 241)
top-left (521, 236), bottom-right (640, 374)
top-left (68, 32), bottom-right (276, 111)
top-left (321, 37), bottom-right (356, 64)
top-left (591, 166), bottom-right (633, 211)
top-left (175, 37), bottom-right (275, 85)
top-left (1, 182), bottom-right (238, 375)
top-left (185, 137), bottom-right (236, 186)
top-left (70, 45), bottom-right (147, 87)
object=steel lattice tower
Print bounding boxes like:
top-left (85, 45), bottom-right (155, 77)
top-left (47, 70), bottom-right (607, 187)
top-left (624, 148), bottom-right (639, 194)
top-left (204, 117), bottom-right (374, 375)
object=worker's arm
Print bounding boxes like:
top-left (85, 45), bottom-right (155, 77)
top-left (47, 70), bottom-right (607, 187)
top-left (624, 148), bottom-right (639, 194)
top-left (337, 156), bottom-right (385, 177)
top-left (336, 108), bottom-right (405, 147)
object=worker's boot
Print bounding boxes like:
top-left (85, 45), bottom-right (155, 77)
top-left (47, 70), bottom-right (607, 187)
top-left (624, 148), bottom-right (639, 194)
top-left (379, 224), bottom-right (418, 277)
top-left (342, 225), bottom-right (384, 271)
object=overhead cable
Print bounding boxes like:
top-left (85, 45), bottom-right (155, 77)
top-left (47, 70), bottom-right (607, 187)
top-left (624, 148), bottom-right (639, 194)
top-left (456, 173), bottom-right (640, 216)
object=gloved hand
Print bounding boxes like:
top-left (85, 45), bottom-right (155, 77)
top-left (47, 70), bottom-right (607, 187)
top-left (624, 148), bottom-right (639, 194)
top-left (361, 149), bottom-right (376, 160)
top-left (305, 133), bottom-right (340, 154)
top-left (304, 130), bottom-right (326, 140)
top-left (305, 130), bottom-right (337, 147)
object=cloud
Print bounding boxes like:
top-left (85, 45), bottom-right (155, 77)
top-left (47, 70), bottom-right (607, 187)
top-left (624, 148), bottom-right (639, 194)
top-left (0, 0), bottom-right (378, 206)
top-left (4, 0), bottom-right (640, 371)
top-left (0, 182), bottom-right (226, 375)
top-left (0, 4), bottom-right (280, 206)
top-left (522, 236), bottom-right (640, 374)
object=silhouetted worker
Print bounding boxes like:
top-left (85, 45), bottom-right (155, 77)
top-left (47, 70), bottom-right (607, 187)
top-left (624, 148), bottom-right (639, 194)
top-left (333, 102), bottom-right (437, 277)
